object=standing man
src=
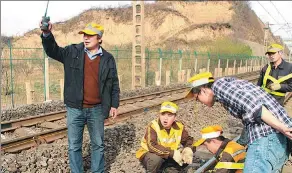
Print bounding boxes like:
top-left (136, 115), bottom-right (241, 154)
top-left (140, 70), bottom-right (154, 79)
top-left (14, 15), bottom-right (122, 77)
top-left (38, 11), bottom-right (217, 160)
top-left (185, 72), bottom-right (292, 173)
top-left (40, 21), bottom-right (120, 173)
top-left (257, 43), bottom-right (292, 106)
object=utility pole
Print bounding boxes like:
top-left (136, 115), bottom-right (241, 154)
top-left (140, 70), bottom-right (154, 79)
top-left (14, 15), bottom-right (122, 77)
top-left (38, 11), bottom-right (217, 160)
top-left (283, 40), bottom-right (292, 62)
top-left (263, 22), bottom-right (269, 52)
top-left (262, 22), bottom-right (270, 66)
top-left (132, 1), bottom-right (145, 89)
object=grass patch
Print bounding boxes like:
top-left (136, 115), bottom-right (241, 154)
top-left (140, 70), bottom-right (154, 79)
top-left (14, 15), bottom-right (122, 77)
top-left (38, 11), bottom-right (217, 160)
top-left (205, 37), bottom-right (252, 55)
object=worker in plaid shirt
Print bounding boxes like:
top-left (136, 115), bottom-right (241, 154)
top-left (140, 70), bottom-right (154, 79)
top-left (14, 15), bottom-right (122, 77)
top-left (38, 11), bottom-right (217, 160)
top-left (185, 72), bottom-right (292, 173)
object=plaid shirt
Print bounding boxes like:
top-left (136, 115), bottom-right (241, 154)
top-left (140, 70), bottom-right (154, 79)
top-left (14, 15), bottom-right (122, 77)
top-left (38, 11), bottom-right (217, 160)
top-left (212, 77), bottom-right (292, 143)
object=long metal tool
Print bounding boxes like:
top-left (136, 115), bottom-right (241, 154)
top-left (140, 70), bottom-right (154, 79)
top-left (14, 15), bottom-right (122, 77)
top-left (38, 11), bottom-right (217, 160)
top-left (194, 135), bottom-right (241, 173)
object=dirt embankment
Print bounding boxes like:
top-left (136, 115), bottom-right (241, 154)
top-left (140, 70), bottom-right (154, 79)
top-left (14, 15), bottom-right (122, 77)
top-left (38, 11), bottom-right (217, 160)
top-left (4, 1), bottom-right (278, 52)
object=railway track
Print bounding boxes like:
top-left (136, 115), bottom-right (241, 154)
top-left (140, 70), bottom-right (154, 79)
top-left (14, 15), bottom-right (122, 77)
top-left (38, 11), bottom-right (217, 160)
top-left (1, 87), bottom-right (191, 152)
top-left (0, 71), bottom-right (263, 153)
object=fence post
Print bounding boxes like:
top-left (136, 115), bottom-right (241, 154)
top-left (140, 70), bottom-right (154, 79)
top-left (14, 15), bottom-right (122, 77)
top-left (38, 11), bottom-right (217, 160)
top-left (25, 81), bottom-right (33, 104)
top-left (233, 58), bottom-right (237, 75)
top-left (43, 50), bottom-right (50, 101)
top-left (245, 59), bottom-right (248, 72)
top-left (114, 46), bottom-right (119, 69)
top-left (178, 50), bottom-right (182, 71)
top-left (60, 79), bottom-right (64, 100)
top-left (145, 48), bottom-right (150, 86)
top-left (254, 58), bottom-right (257, 71)
top-left (207, 52), bottom-right (210, 72)
top-left (256, 57), bottom-right (259, 70)
top-left (43, 49), bottom-right (46, 101)
top-left (187, 51), bottom-right (191, 72)
top-left (258, 57), bottom-right (261, 70)
top-left (262, 56), bottom-right (264, 67)
top-left (187, 69), bottom-right (191, 80)
top-left (118, 75), bottom-right (122, 90)
top-left (240, 59), bottom-right (243, 74)
top-left (155, 71), bottom-right (161, 86)
top-left (225, 58), bottom-right (229, 76)
top-left (250, 57), bottom-right (252, 71)
top-left (8, 40), bottom-right (15, 108)
top-left (251, 57), bottom-right (254, 71)
top-left (194, 51), bottom-right (198, 74)
top-left (165, 70), bottom-right (171, 86)
top-left (258, 57), bottom-right (262, 70)
top-left (158, 48), bottom-right (162, 85)
top-left (217, 54), bottom-right (221, 77)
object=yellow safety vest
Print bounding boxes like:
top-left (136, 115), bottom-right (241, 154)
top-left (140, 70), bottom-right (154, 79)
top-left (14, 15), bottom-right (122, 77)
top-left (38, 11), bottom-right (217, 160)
top-left (214, 141), bottom-right (246, 173)
top-left (262, 64), bottom-right (292, 96)
top-left (136, 119), bottom-right (184, 159)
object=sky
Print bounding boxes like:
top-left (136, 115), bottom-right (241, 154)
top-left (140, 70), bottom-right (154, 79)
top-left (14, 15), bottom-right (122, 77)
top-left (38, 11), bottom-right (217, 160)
top-left (1, 1), bottom-right (292, 49)
top-left (1, 1), bottom-right (134, 36)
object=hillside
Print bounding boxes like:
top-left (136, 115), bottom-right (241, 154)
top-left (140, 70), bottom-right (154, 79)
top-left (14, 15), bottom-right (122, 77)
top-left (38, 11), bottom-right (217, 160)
top-left (4, 1), bottom-right (279, 54)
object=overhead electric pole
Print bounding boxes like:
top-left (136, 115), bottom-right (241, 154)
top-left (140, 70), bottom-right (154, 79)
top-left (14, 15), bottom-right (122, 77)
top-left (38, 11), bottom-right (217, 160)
top-left (132, 1), bottom-right (145, 89)
top-left (283, 40), bottom-right (292, 62)
top-left (263, 22), bottom-right (269, 51)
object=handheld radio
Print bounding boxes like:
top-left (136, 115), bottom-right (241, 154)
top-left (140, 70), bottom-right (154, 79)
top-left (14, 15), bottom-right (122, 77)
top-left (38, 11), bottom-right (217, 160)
top-left (41, 1), bottom-right (50, 31)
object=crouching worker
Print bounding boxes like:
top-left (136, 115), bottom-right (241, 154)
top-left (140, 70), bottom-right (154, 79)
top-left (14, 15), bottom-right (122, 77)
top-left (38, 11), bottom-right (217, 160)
top-left (194, 125), bottom-right (246, 173)
top-left (136, 101), bottom-right (195, 173)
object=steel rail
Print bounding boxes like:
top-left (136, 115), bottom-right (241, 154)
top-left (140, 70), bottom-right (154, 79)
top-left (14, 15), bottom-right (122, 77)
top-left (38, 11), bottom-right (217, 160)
top-left (0, 71), bottom-right (262, 153)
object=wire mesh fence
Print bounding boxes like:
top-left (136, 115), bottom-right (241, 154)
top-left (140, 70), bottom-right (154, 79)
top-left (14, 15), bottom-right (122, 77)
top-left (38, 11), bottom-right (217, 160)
top-left (2, 42), bottom-right (286, 109)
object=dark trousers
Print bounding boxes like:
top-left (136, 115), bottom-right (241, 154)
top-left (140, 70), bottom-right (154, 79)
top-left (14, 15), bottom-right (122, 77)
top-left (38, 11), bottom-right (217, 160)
top-left (141, 152), bottom-right (187, 173)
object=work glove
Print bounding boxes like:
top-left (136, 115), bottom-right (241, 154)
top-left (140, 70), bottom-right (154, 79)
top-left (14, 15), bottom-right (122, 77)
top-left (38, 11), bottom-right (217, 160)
top-left (268, 83), bottom-right (281, 91)
top-left (173, 150), bottom-right (183, 166)
top-left (181, 147), bottom-right (193, 164)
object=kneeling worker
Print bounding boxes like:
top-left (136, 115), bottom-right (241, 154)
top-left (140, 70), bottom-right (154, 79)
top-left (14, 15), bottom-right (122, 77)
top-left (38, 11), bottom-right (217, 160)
top-left (136, 101), bottom-right (195, 173)
top-left (194, 125), bottom-right (246, 173)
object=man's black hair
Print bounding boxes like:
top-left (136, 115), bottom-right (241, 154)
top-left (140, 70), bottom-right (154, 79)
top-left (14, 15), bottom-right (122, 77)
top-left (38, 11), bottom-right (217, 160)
top-left (200, 79), bottom-right (214, 89)
top-left (205, 136), bottom-right (225, 143)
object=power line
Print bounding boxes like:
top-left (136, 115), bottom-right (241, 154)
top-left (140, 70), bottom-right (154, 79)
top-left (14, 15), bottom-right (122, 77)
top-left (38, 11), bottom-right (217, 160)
top-left (257, 1), bottom-right (279, 24)
top-left (270, 1), bottom-right (292, 38)
top-left (269, 23), bottom-right (292, 26)
top-left (273, 24), bottom-right (286, 33)
top-left (270, 2), bottom-right (290, 26)
top-left (257, 1), bottom-right (292, 42)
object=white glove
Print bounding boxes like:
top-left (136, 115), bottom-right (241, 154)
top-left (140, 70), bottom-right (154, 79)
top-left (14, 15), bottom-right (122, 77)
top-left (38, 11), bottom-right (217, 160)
top-left (173, 150), bottom-right (183, 166)
top-left (182, 147), bottom-right (193, 164)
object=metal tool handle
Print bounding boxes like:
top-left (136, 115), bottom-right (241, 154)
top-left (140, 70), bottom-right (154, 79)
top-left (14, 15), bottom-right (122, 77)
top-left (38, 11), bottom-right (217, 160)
top-left (195, 157), bottom-right (217, 173)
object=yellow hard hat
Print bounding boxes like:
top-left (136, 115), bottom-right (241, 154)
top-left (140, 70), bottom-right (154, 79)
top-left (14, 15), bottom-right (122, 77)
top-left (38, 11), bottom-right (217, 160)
top-left (265, 43), bottom-right (283, 55)
top-left (185, 72), bottom-right (214, 99)
top-left (160, 101), bottom-right (179, 114)
top-left (78, 23), bottom-right (104, 37)
top-left (193, 125), bottom-right (223, 147)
